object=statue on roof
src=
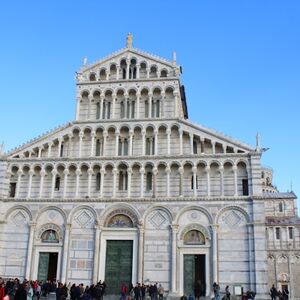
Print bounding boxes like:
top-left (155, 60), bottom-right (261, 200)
top-left (0, 142), bottom-right (5, 156)
top-left (126, 33), bottom-right (133, 48)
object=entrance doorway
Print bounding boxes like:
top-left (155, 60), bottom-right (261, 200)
top-left (184, 254), bottom-right (206, 297)
top-left (105, 240), bottom-right (133, 294)
top-left (37, 252), bottom-right (58, 281)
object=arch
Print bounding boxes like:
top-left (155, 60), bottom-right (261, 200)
top-left (182, 160), bottom-right (195, 168)
top-left (216, 205), bottom-right (250, 224)
top-left (209, 160), bottom-right (221, 168)
top-left (222, 159), bottom-right (235, 167)
top-left (157, 161), bottom-right (168, 168)
top-left (174, 205), bottom-right (213, 225)
top-left (103, 162), bottom-right (115, 169)
top-left (179, 224), bottom-right (211, 241)
top-left (5, 205), bottom-right (33, 221)
top-left (196, 160), bottom-right (208, 167)
top-left (34, 206), bottom-right (67, 224)
top-left (235, 159), bottom-right (249, 168)
top-left (117, 161), bottom-right (130, 168)
top-left (142, 205), bottom-right (173, 225)
top-left (67, 205), bottom-right (98, 223)
top-left (170, 161), bottom-right (181, 168)
top-left (36, 223), bottom-right (64, 242)
top-left (81, 90), bottom-right (90, 98)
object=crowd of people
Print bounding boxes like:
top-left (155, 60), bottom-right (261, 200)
top-left (270, 284), bottom-right (289, 300)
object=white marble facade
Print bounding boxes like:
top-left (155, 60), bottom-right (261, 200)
top-left (0, 35), bottom-right (299, 299)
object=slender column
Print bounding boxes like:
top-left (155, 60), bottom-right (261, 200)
top-left (100, 96), bottom-right (104, 119)
top-left (115, 131), bottom-right (120, 156)
top-left (140, 167), bottom-right (145, 198)
top-left (142, 130), bottom-right (146, 156)
top-left (57, 138), bottom-right (63, 157)
top-left (192, 166), bottom-right (197, 197)
top-left (223, 144), bottom-right (226, 154)
top-left (212, 141), bottom-right (216, 155)
top-left (200, 138), bottom-right (205, 154)
top-left (78, 132), bottom-right (83, 158)
top-left (93, 224), bottom-right (102, 283)
top-left (25, 222), bottom-right (36, 280)
top-left (27, 169), bottom-right (34, 199)
top-left (112, 168), bottom-right (118, 198)
top-left (174, 91), bottom-right (179, 118)
top-left (16, 170), bottom-right (23, 198)
top-left (61, 223), bottom-right (71, 283)
top-left (63, 169), bottom-right (69, 198)
top-left (28, 151), bottom-right (32, 158)
top-left (87, 167), bottom-right (93, 197)
top-left (179, 129), bottom-right (183, 155)
top-left (112, 95), bottom-right (116, 119)
top-left (103, 131), bottom-right (108, 156)
top-left (154, 130), bottom-right (158, 155)
top-left (189, 133), bottom-right (194, 155)
top-left (38, 146), bottom-right (43, 158)
top-left (39, 169), bottom-right (46, 198)
top-left (211, 224), bottom-right (219, 283)
top-left (152, 167), bottom-right (158, 198)
top-left (75, 169), bottom-right (81, 198)
top-left (90, 131), bottom-right (96, 157)
top-left (127, 168), bottom-right (132, 198)
top-left (206, 166), bottom-right (211, 196)
top-left (160, 92), bottom-right (165, 117)
top-left (124, 97), bottom-right (128, 119)
top-left (116, 65), bottom-right (120, 80)
top-left (148, 94), bottom-right (152, 118)
top-left (219, 166), bottom-right (224, 197)
top-left (126, 59), bottom-right (130, 79)
top-left (87, 95), bottom-right (92, 120)
top-left (50, 169), bottom-right (57, 198)
top-left (146, 67), bottom-right (150, 78)
top-left (48, 142), bottom-right (53, 158)
top-left (138, 224), bottom-right (144, 283)
top-left (167, 129), bottom-right (171, 155)
top-left (76, 97), bottom-right (80, 120)
top-left (68, 134), bottom-right (73, 157)
top-left (136, 64), bottom-right (140, 79)
top-left (171, 224), bottom-right (179, 293)
top-left (233, 165), bottom-right (238, 196)
top-left (100, 168), bottom-right (105, 198)
top-left (166, 166), bottom-right (171, 197)
top-left (129, 130), bottom-right (133, 156)
top-left (136, 94), bottom-right (140, 119)
top-left (179, 166), bottom-right (184, 197)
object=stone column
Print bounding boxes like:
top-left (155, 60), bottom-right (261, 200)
top-left (136, 64), bottom-right (140, 79)
top-left (174, 91), bottom-right (179, 118)
top-left (167, 128), bottom-right (171, 155)
top-left (16, 170), bottom-right (23, 198)
top-left (87, 167), bottom-right (93, 197)
top-left (192, 166), bottom-right (197, 197)
top-left (179, 129), bottom-right (183, 155)
top-left (166, 166), bottom-right (171, 197)
top-left (27, 169), bottom-right (34, 199)
top-left (200, 138), bottom-right (205, 154)
top-left (179, 166), bottom-right (184, 197)
top-left (87, 95), bottom-right (92, 120)
top-left (63, 169), bottom-right (69, 198)
top-left (211, 224), bottom-right (219, 283)
top-left (39, 169), bottom-right (46, 198)
top-left (48, 142), bottom-right (53, 158)
top-left (25, 222), bottom-right (36, 280)
top-left (140, 167), bottom-right (145, 198)
top-left (189, 133), bottom-right (194, 154)
top-left (126, 59), bottom-right (130, 79)
top-left (38, 146), bottom-right (43, 158)
top-left (116, 65), bottom-right (120, 80)
top-left (90, 131), bottom-right (96, 157)
top-left (68, 134), bottom-right (73, 157)
top-left (206, 166), bottom-right (211, 197)
top-left (75, 169), bottom-right (81, 198)
top-left (127, 168), bottom-right (132, 198)
top-left (61, 223), bottom-right (71, 283)
top-left (103, 131), bottom-right (108, 156)
top-left (50, 169), bottom-right (57, 199)
top-left (219, 166), bottom-right (224, 197)
top-left (57, 138), bottom-right (63, 157)
top-left (212, 141), bottom-right (216, 155)
top-left (136, 94), bottom-right (140, 119)
top-left (115, 131), bottom-right (120, 156)
top-left (138, 224), bottom-right (144, 283)
top-left (112, 94), bottom-right (116, 119)
top-left (129, 130), bottom-right (134, 156)
top-left (78, 132), bottom-right (84, 158)
top-left (76, 96), bottom-right (81, 120)
top-left (93, 224), bottom-right (102, 283)
top-left (112, 168), bottom-right (118, 198)
top-left (142, 130), bottom-right (146, 155)
top-left (152, 167), bottom-right (158, 198)
top-left (146, 67), bottom-right (150, 79)
top-left (100, 168), bottom-right (105, 198)
top-left (100, 96), bottom-right (104, 119)
top-left (233, 165), bottom-right (238, 196)
top-left (148, 93), bottom-right (152, 118)
top-left (154, 130), bottom-right (158, 155)
top-left (171, 224), bottom-right (179, 293)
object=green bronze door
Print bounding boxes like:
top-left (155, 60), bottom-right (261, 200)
top-left (105, 240), bottom-right (133, 294)
top-left (37, 252), bottom-right (50, 281)
top-left (184, 254), bottom-right (195, 296)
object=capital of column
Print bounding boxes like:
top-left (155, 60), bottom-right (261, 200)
top-left (152, 167), bottom-right (158, 175)
top-left (115, 130), bottom-right (120, 136)
top-left (17, 169), bottom-right (23, 176)
top-left (205, 165), bottom-right (210, 172)
top-left (148, 92), bottom-right (153, 98)
top-left (113, 168), bottom-right (118, 175)
top-left (140, 167), bottom-right (145, 174)
top-left (29, 170), bottom-right (35, 176)
top-left (219, 166), bottom-right (224, 173)
top-left (179, 129), bottom-right (183, 135)
top-left (63, 169), bottom-right (70, 176)
top-left (40, 169), bottom-right (46, 177)
top-left (127, 168), bottom-right (133, 174)
top-left (166, 128), bottom-right (171, 135)
top-left (189, 133), bottom-right (194, 139)
top-left (165, 166), bottom-right (171, 174)
top-left (129, 130), bottom-right (134, 136)
top-left (87, 168), bottom-right (94, 175)
top-left (232, 165), bottom-right (238, 172)
top-left (171, 224), bottom-right (179, 232)
top-left (91, 131), bottom-right (96, 137)
top-left (48, 141), bottom-right (54, 147)
top-left (142, 130), bottom-right (146, 136)
top-left (51, 169), bottom-right (58, 176)
top-left (58, 137), bottom-right (64, 143)
top-left (103, 130), bottom-right (108, 137)
top-left (68, 134), bottom-right (73, 140)
top-left (79, 131), bottom-right (84, 139)
top-left (29, 221), bottom-right (37, 228)
top-left (192, 166), bottom-right (197, 173)
top-left (65, 223), bottom-right (72, 230)
top-left (75, 169), bottom-right (81, 176)
top-left (178, 166), bottom-right (184, 175)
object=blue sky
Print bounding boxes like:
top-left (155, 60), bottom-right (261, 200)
top-left (0, 1), bottom-right (299, 205)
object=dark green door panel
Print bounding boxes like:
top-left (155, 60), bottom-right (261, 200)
top-left (37, 252), bottom-right (50, 281)
top-left (184, 254), bottom-right (195, 296)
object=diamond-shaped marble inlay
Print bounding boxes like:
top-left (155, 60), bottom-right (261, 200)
top-left (223, 211), bottom-right (242, 227)
top-left (12, 211), bottom-right (27, 226)
top-left (75, 211), bottom-right (92, 228)
top-left (150, 211), bottom-right (167, 229)
top-left (48, 210), bottom-right (57, 220)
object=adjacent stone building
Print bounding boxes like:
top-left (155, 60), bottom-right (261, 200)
top-left (0, 35), bottom-right (299, 299)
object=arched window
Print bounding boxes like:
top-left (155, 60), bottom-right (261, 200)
top-left (96, 102), bottom-right (100, 119)
top-left (89, 73), bottom-right (96, 81)
top-left (108, 214), bottom-right (133, 228)
top-left (193, 141), bottom-right (198, 154)
top-left (184, 230), bottom-right (205, 245)
top-left (55, 176), bottom-right (60, 191)
top-left (146, 137), bottom-right (155, 155)
top-left (41, 230), bottom-right (59, 243)
top-left (279, 202), bottom-right (283, 212)
top-left (96, 139), bottom-right (101, 156)
top-left (146, 172), bottom-right (153, 191)
top-left (96, 173), bottom-right (101, 191)
top-left (160, 70), bottom-right (168, 78)
top-left (60, 143), bottom-right (64, 157)
top-left (118, 171), bottom-right (128, 190)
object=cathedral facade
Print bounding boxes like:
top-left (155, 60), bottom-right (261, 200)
top-left (0, 36), bottom-right (299, 299)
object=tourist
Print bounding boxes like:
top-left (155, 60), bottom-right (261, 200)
top-left (270, 284), bottom-right (277, 300)
top-left (14, 284), bottom-right (27, 300)
top-left (225, 286), bottom-right (231, 300)
top-left (213, 282), bottom-right (220, 300)
top-left (26, 282), bottom-right (33, 300)
top-left (141, 284), bottom-right (146, 300)
top-left (283, 287), bottom-right (289, 300)
top-left (121, 283), bottom-right (128, 300)
top-left (158, 284), bottom-right (164, 300)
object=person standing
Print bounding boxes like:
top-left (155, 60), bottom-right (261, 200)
top-left (283, 287), bottom-right (289, 300)
top-left (225, 286), bottom-right (230, 300)
top-left (26, 282), bottom-right (33, 300)
top-left (121, 283), bottom-right (128, 300)
top-left (158, 284), bottom-right (164, 300)
top-left (14, 284), bottom-right (27, 300)
top-left (270, 285), bottom-right (277, 300)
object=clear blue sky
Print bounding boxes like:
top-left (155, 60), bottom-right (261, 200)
top-left (0, 1), bottom-right (299, 205)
